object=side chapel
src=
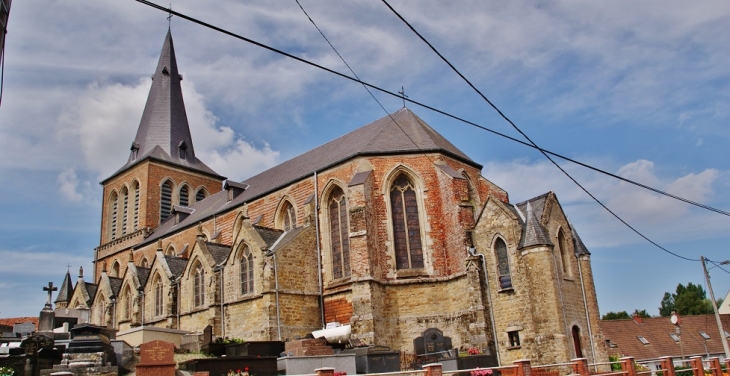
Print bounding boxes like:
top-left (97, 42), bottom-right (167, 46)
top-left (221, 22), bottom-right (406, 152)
top-left (53, 31), bottom-right (609, 366)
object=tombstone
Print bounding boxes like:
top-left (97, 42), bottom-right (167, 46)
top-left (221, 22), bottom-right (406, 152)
top-left (14, 323), bottom-right (36, 337)
top-left (135, 340), bottom-right (176, 376)
top-left (39, 282), bottom-right (58, 333)
top-left (413, 328), bottom-right (452, 357)
top-left (40, 324), bottom-right (118, 376)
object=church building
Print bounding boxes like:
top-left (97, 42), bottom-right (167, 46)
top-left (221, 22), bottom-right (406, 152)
top-left (54, 31), bottom-right (609, 366)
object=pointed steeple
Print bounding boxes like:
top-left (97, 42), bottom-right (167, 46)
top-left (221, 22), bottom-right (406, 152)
top-left (103, 30), bottom-right (223, 182)
top-left (54, 270), bottom-right (73, 307)
top-left (518, 201), bottom-right (553, 249)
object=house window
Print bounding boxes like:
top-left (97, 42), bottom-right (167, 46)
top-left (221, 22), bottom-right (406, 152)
top-left (390, 174), bottom-right (424, 270)
top-left (279, 200), bottom-right (296, 231)
top-left (329, 187), bottom-right (350, 279)
top-left (699, 331), bottom-right (711, 340)
top-left (495, 238), bottom-right (512, 290)
top-left (669, 333), bottom-right (679, 342)
top-left (193, 263), bottom-right (205, 307)
top-left (110, 192), bottom-right (119, 240)
top-left (179, 185), bottom-right (189, 207)
top-left (154, 276), bottom-right (163, 317)
top-left (239, 244), bottom-right (254, 295)
top-left (558, 228), bottom-right (571, 276)
top-left (195, 188), bottom-right (207, 203)
top-left (160, 180), bottom-right (173, 223)
top-left (132, 181), bottom-right (140, 231)
top-left (121, 187), bottom-right (128, 236)
top-left (638, 336), bottom-right (650, 345)
top-left (508, 331), bottom-right (521, 348)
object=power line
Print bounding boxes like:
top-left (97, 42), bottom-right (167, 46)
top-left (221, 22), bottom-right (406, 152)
top-left (380, 0), bottom-right (701, 262)
top-left (135, 0), bottom-right (713, 262)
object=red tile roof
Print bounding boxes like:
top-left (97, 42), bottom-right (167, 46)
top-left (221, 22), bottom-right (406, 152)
top-left (0, 317), bottom-right (38, 330)
top-left (600, 314), bottom-right (730, 361)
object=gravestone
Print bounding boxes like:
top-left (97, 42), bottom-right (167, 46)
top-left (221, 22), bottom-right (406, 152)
top-left (39, 282), bottom-right (57, 333)
top-left (135, 340), bottom-right (176, 376)
top-left (40, 323), bottom-right (118, 376)
top-left (413, 328), bottom-right (452, 356)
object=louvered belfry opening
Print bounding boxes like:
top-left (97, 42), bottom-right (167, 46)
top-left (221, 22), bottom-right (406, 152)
top-left (179, 185), bottom-right (189, 206)
top-left (160, 181), bottom-right (173, 223)
top-left (195, 188), bottom-right (206, 203)
top-left (133, 182), bottom-right (139, 231)
top-left (121, 187), bottom-right (128, 236)
top-left (110, 193), bottom-right (118, 240)
top-left (390, 174), bottom-right (424, 270)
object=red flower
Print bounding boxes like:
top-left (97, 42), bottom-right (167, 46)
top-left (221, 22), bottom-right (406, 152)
top-left (245, 367), bottom-right (249, 371)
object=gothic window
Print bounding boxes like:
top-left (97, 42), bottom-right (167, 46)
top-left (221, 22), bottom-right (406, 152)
top-left (111, 261), bottom-right (120, 278)
top-left (193, 262), bottom-right (205, 307)
top-left (278, 200), bottom-right (296, 231)
top-left (154, 275), bottom-right (164, 317)
top-left (328, 187), bottom-right (350, 279)
top-left (109, 192), bottom-right (119, 240)
top-left (132, 181), bottom-right (140, 231)
top-left (179, 185), bottom-right (189, 207)
top-left (390, 174), bottom-right (424, 270)
top-left (495, 238), bottom-right (512, 290)
top-left (160, 180), bottom-right (173, 223)
top-left (140, 257), bottom-right (149, 268)
top-left (572, 325), bottom-right (583, 358)
top-left (121, 187), bottom-right (128, 236)
top-left (195, 188), bottom-right (207, 203)
top-left (558, 229), bottom-right (572, 276)
top-left (123, 286), bottom-right (133, 320)
top-left (239, 244), bottom-right (254, 295)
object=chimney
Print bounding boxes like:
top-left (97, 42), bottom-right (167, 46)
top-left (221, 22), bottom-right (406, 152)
top-left (633, 315), bottom-right (643, 324)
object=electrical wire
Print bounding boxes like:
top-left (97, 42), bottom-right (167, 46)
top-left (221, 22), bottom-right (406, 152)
top-left (380, 0), bottom-right (700, 262)
top-left (135, 0), bottom-right (710, 262)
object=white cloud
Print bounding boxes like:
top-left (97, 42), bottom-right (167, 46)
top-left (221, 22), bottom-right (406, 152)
top-left (57, 168), bottom-right (88, 203)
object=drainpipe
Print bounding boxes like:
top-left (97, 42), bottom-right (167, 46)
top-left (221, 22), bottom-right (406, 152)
top-left (265, 242), bottom-right (283, 341)
top-left (551, 247), bottom-right (570, 352)
top-left (314, 171), bottom-right (324, 328)
top-left (173, 276), bottom-right (181, 329)
top-left (577, 255), bottom-right (597, 370)
top-left (468, 247), bottom-right (501, 365)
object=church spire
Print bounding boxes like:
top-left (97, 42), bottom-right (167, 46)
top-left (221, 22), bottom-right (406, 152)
top-left (104, 30), bottom-right (222, 183)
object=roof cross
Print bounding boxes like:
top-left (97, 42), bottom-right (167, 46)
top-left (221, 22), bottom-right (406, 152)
top-left (167, 4), bottom-right (173, 28)
top-left (43, 282), bottom-right (57, 308)
top-left (398, 86), bottom-right (409, 108)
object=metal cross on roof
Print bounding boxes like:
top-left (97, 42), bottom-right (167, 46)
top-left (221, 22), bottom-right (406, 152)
top-left (167, 4), bottom-right (173, 27)
top-left (43, 281), bottom-right (57, 308)
top-left (398, 86), bottom-right (408, 108)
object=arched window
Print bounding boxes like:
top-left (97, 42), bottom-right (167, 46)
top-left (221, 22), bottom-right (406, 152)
top-left (558, 229), bottom-right (571, 276)
top-left (121, 187), bottom-right (128, 236)
top-left (390, 174), bottom-right (424, 270)
top-left (495, 238), bottom-right (512, 290)
top-left (572, 325), bottom-right (583, 358)
top-left (140, 257), bottom-right (149, 268)
top-left (109, 192), bottom-right (119, 240)
top-left (111, 261), bottom-right (120, 278)
top-left (154, 275), bottom-right (164, 317)
top-left (132, 181), bottom-right (140, 231)
top-left (123, 286), bottom-right (133, 320)
top-left (239, 244), bottom-right (254, 295)
top-left (160, 180), bottom-right (173, 223)
top-left (193, 262), bottom-right (205, 307)
top-left (95, 296), bottom-right (106, 326)
top-left (179, 185), bottom-right (189, 207)
top-left (328, 187), bottom-right (350, 279)
top-left (195, 188), bottom-right (207, 203)
top-left (278, 200), bottom-right (296, 231)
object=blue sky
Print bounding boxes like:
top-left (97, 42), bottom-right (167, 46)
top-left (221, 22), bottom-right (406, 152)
top-left (1, 0), bottom-right (729, 319)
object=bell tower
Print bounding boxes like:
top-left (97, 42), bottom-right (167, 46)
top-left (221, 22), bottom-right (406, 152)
top-left (94, 30), bottom-right (225, 281)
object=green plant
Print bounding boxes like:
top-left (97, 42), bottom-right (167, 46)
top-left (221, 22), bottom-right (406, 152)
top-left (0, 366), bottom-right (15, 376)
top-left (608, 354), bottom-right (622, 371)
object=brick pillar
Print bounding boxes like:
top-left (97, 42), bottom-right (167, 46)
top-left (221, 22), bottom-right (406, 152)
top-left (620, 357), bottom-right (637, 376)
top-left (659, 356), bottom-right (676, 376)
top-left (513, 359), bottom-right (532, 376)
top-left (708, 358), bottom-right (722, 376)
top-left (572, 358), bottom-right (589, 376)
top-left (423, 363), bottom-right (443, 376)
top-left (315, 367), bottom-right (335, 376)
top-left (689, 357), bottom-right (704, 376)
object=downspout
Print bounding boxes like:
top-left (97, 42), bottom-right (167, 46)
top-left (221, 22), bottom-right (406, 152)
top-left (314, 171), bottom-right (324, 328)
top-left (468, 247), bottom-right (501, 366)
top-left (175, 276), bottom-right (181, 329)
top-left (273, 252), bottom-right (282, 340)
top-left (577, 255), bottom-right (597, 370)
top-left (215, 257), bottom-right (228, 338)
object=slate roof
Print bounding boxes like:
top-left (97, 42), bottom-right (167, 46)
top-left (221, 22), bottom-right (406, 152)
top-left (136, 267), bottom-right (151, 287)
top-left (205, 242), bottom-right (232, 265)
top-left (102, 30), bottom-right (223, 183)
top-left (518, 201), bottom-right (552, 249)
top-left (253, 226), bottom-right (285, 248)
top-left (570, 225), bottom-right (590, 255)
top-left (55, 271), bottom-right (72, 304)
top-left (600, 314), bottom-right (730, 361)
top-left (109, 277), bottom-right (123, 297)
top-left (270, 227), bottom-right (306, 252)
top-left (139, 108), bottom-right (477, 246)
top-left (85, 283), bottom-right (98, 305)
top-left (165, 256), bottom-right (188, 278)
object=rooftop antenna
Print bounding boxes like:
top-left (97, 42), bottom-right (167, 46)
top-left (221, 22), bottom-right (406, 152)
top-left (398, 86), bottom-right (408, 108)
